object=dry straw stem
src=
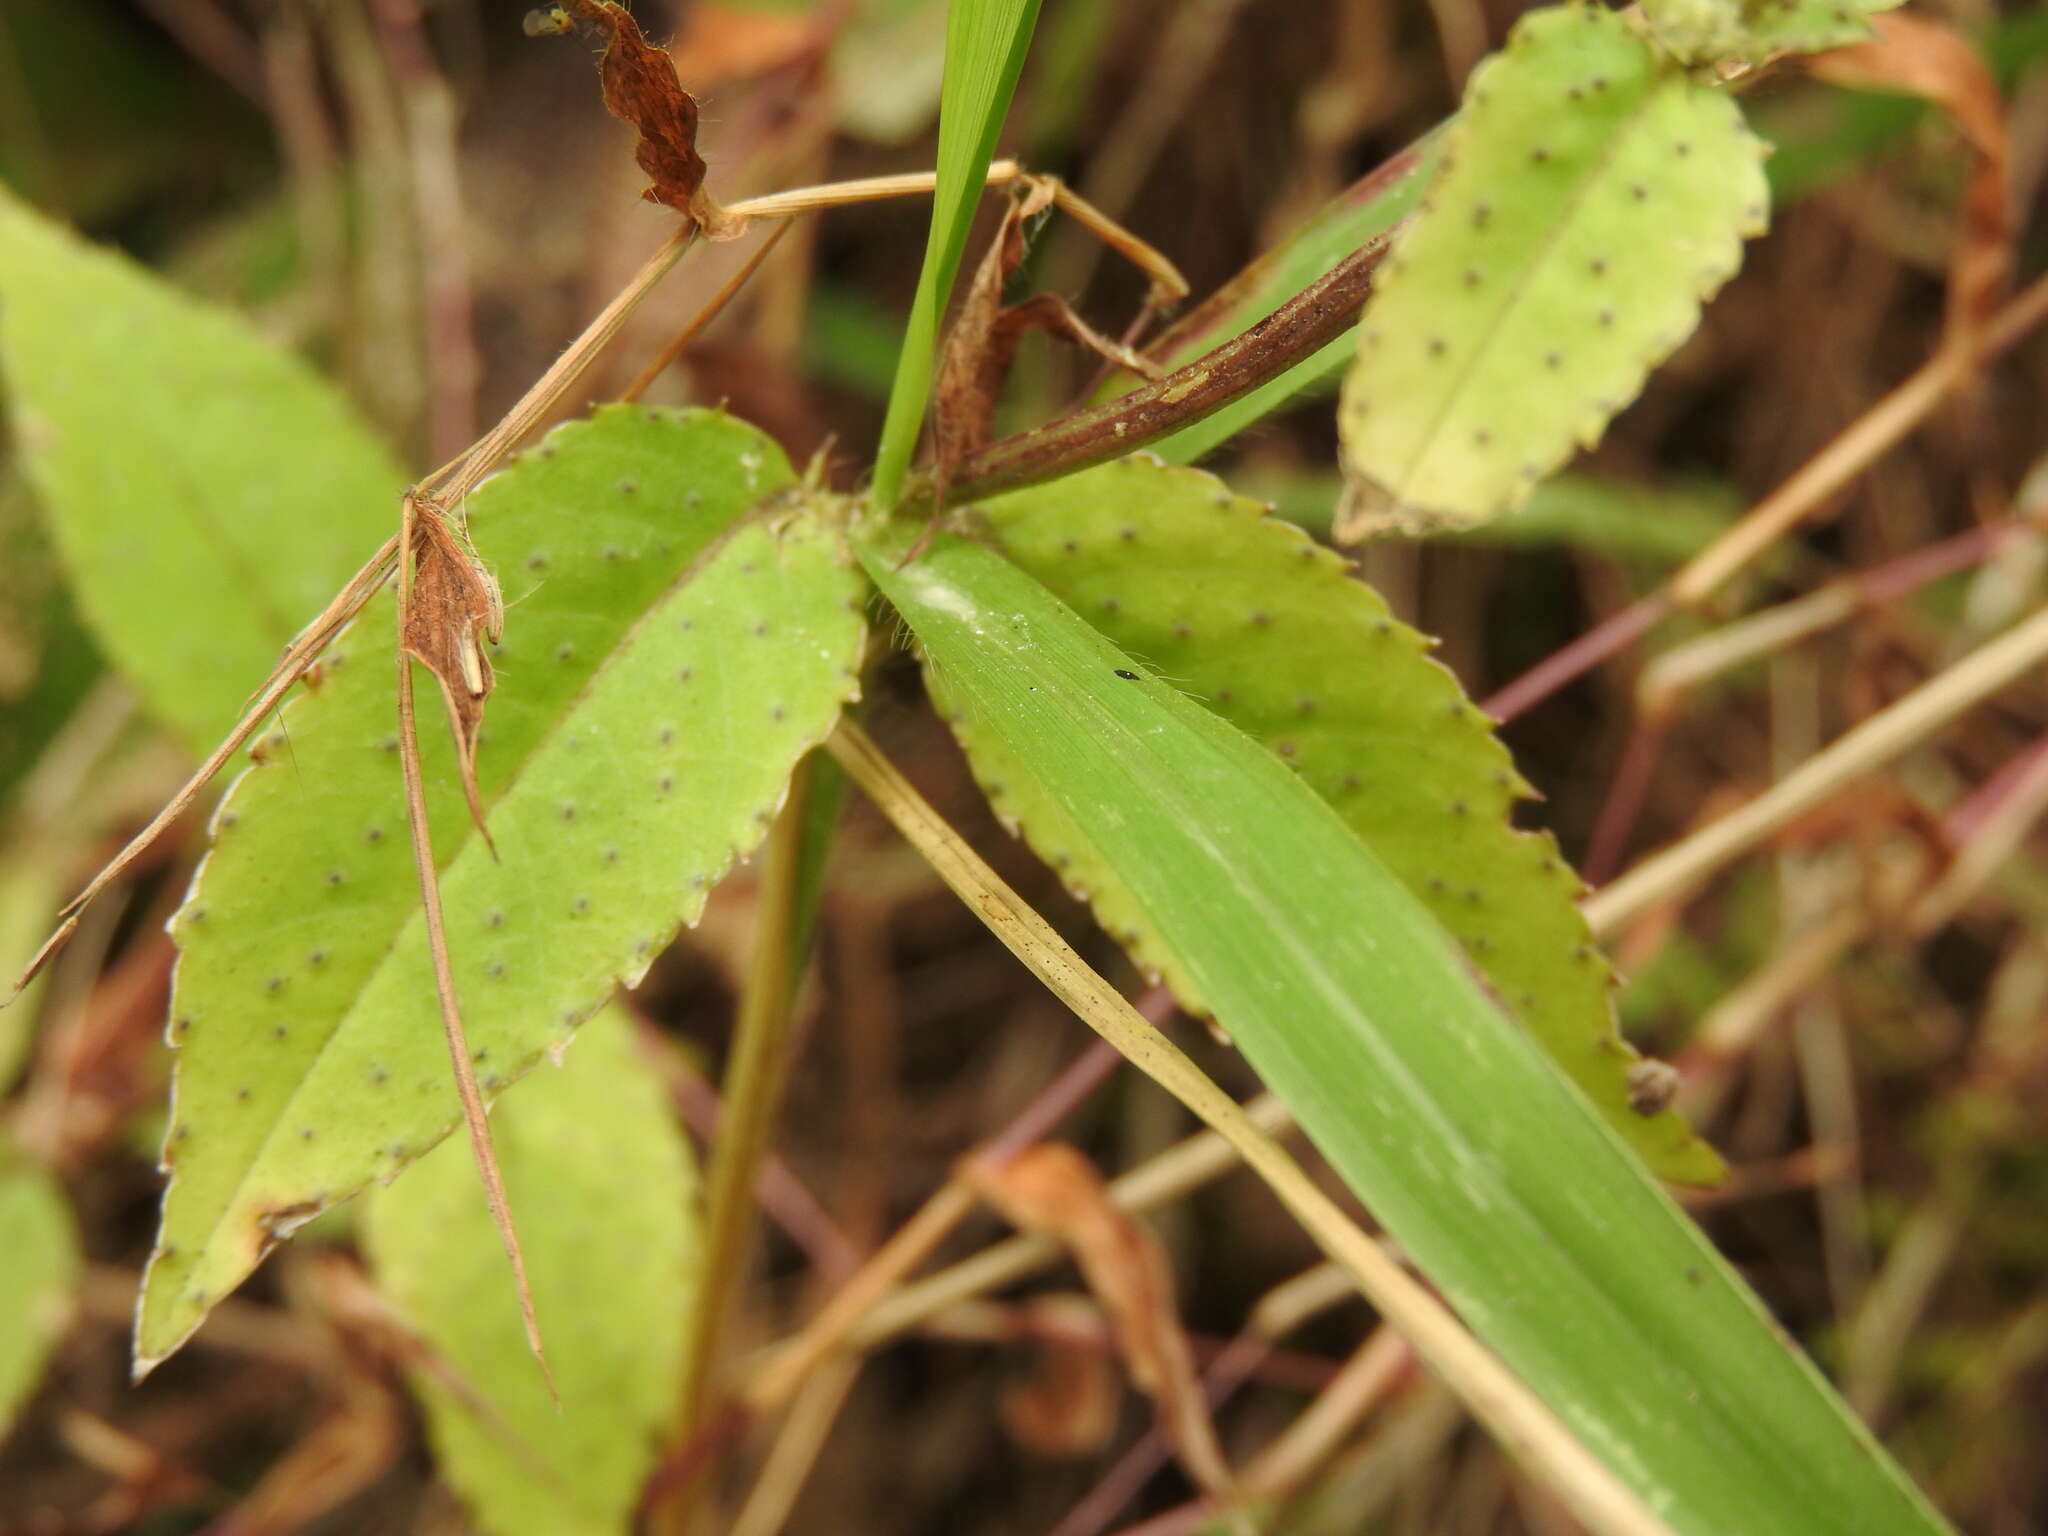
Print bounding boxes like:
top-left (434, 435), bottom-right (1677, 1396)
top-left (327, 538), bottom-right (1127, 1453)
top-left (746, 1178), bottom-right (981, 1413)
top-left (620, 220), bottom-right (792, 404)
top-left (822, 721), bottom-right (1677, 1536)
top-left (674, 762), bottom-right (816, 1449)
top-left (8, 540), bottom-right (401, 999)
top-left (1671, 274), bottom-right (2048, 608)
top-left (728, 1354), bottom-right (864, 1536)
top-left (393, 491), bottom-right (555, 1405)
top-left (1638, 521), bottom-right (2040, 719)
top-left (818, 1092), bottom-right (1299, 1362)
top-left (724, 162), bottom-right (1188, 305)
top-left (1486, 271), bottom-right (2048, 723)
top-left (1584, 601), bottom-right (2048, 938)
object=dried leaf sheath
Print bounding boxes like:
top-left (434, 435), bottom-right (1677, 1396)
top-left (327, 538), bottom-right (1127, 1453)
top-left (400, 495), bottom-right (503, 847)
top-left (934, 178), bottom-right (1161, 482)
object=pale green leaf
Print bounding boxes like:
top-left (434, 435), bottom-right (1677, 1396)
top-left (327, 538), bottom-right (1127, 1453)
top-left (1338, 5), bottom-right (1768, 533)
top-left (0, 185), bottom-right (402, 749)
top-left (0, 1156), bottom-right (80, 1439)
top-left (952, 456), bottom-right (1720, 1182)
top-left (140, 406), bottom-right (865, 1367)
top-left (1642, 0), bottom-right (1905, 68)
top-left (867, 531), bottom-right (1950, 1536)
top-left (870, 0), bottom-right (1044, 505)
top-left (364, 1004), bottom-right (694, 1536)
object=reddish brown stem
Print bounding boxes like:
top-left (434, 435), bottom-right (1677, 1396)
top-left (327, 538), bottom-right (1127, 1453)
top-left (944, 236), bottom-right (1393, 505)
top-left (1481, 593), bottom-right (1673, 724)
top-left (1584, 715), bottom-right (1673, 888)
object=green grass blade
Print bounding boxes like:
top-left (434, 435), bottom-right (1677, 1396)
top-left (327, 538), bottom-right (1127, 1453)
top-left (0, 186), bottom-right (401, 749)
top-left (364, 1004), bottom-right (696, 1536)
top-left (141, 406), bottom-right (865, 1367)
top-left (954, 456), bottom-right (1721, 1182)
top-left (865, 531), bottom-right (1950, 1536)
top-left (869, 0), bottom-right (1045, 507)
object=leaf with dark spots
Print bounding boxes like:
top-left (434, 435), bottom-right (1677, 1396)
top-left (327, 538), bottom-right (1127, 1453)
top-left (402, 497), bottom-right (502, 845)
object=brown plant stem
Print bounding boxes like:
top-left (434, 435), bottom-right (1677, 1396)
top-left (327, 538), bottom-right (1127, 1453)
top-left (943, 235), bottom-right (1393, 504)
top-left (620, 220), bottom-right (792, 404)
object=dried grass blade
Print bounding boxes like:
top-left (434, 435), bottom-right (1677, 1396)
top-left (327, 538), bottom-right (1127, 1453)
top-left (394, 494), bottom-right (555, 1404)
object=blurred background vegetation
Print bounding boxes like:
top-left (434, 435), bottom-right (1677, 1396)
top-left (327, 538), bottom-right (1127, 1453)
top-left (1, 0), bottom-right (2046, 1531)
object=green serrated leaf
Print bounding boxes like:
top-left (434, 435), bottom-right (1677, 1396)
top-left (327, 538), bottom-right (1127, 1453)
top-left (140, 405), bottom-right (864, 1367)
top-left (364, 1004), bottom-right (694, 1536)
top-left (950, 456), bottom-right (1720, 1182)
top-left (1642, 0), bottom-right (1903, 68)
top-left (868, 531), bottom-right (1951, 1536)
top-left (0, 1156), bottom-right (80, 1439)
top-left (1337, 4), bottom-right (1768, 533)
top-left (0, 185), bottom-right (402, 750)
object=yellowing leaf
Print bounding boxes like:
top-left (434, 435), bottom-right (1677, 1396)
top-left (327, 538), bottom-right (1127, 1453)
top-left (1338, 5), bottom-right (1767, 534)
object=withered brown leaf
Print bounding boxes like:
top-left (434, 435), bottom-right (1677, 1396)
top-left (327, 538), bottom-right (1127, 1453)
top-left (1810, 14), bottom-right (2010, 363)
top-left (966, 1143), bottom-right (1234, 1499)
top-left (541, 0), bottom-right (737, 237)
top-left (400, 494), bottom-right (502, 846)
top-left (934, 178), bottom-right (1162, 484)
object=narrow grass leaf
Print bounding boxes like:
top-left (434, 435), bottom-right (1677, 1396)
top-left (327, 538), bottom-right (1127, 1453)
top-left (870, 0), bottom-right (1044, 506)
top-left (1338, 5), bottom-right (1767, 534)
top-left (954, 456), bottom-right (1720, 1181)
top-left (364, 1004), bottom-right (694, 1536)
top-left (0, 1155), bottom-right (79, 1438)
top-left (868, 531), bottom-right (1950, 1536)
top-left (0, 186), bottom-right (401, 749)
top-left (1228, 465), bottom-right (1741, 564)
top-left (141, 406), bottom-right (865, 1368)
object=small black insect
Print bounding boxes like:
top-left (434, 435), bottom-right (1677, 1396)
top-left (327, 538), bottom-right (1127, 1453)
top-left (1114, 669), bottom-right (1138, 680)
